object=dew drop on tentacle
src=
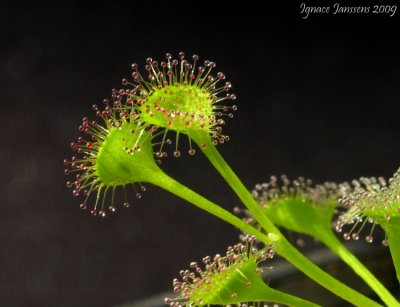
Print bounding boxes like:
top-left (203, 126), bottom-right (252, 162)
top-left (164, 298), bottom-right (172, 305)
top-left (296, 238), bottom-right (305, 248)
top-left (173, 150), bottom-right (181, 158)
top-left (233, 207), bottom-right (242, 214)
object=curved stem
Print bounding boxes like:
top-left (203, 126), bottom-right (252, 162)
top-left (191, 132), bottom-right (382, 306)
top-left (277, 238), bottom-right (382, 307)
top-left (316, 230), bottom-right (399, 306)
top-left (265, 198), bottom-right (398, 305)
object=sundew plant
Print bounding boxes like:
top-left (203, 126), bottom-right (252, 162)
top-left (65, 52), bottom-right (399, 306)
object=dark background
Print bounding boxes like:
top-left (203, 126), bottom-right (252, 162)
top-left (1, 1), bottom-right (400, 306)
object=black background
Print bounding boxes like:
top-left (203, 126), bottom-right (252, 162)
top-left (1, 1), bottom-right (400, 306)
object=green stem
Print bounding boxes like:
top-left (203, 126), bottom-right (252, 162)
top-left (150, 171), bottom-right (273, 246)
top-left (254, 283), bottom-right (320, 307)
top-left (192, 133), bottom-right (278, 235)
top-left (383, 219), bottom-right (400, 284)
top-left (265, 199), bottom-right (397, 306)
top-left (150, 170), bottom-right (319, 306)
top-left (235, 278), bottom-right (319, 307)
top-left (191, 132), bottom-right (381, 307)
top-left (277, 239), bottom-right (382, 307)
top-left (317, 230), bottom-right (399, 306)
